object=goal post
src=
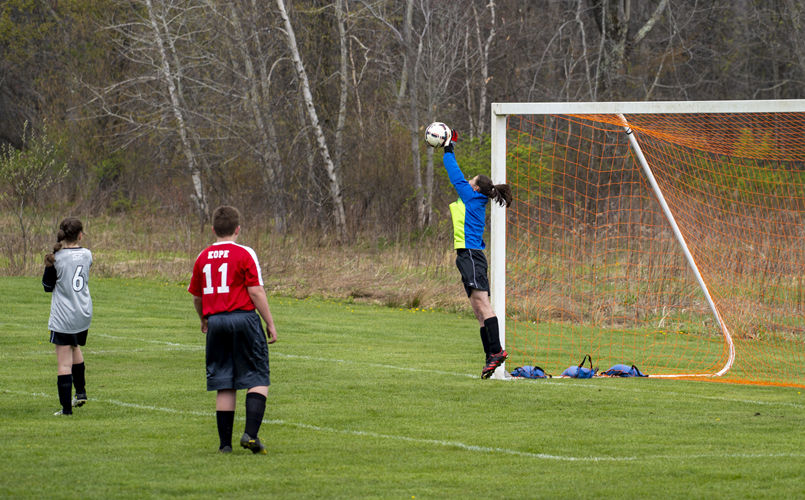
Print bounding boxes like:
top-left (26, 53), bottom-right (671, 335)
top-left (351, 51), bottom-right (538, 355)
top-left (489, 112), bottom-right (508, 379)
top-left (490, 100), bottom-right (805, 387)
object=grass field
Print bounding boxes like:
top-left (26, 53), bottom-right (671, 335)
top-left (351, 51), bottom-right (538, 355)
top-left (2, 276), bottom-right (805, 499)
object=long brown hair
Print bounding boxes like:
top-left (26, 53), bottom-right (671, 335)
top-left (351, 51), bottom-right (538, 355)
top-left (475, 175), bottom-right (512, 208)
top-left (45, 217), bottom-right (83, 265)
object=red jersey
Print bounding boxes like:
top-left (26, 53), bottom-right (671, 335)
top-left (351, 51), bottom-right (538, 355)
top-left (188, 241), bottom-right (264, 316)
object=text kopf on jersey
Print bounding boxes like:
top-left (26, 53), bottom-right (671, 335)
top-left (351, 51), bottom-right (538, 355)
top-left (208, 250), bottom-right (230, 259)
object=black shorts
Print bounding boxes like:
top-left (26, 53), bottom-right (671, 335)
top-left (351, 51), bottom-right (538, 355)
top-left (50, 330), bottom-right (88, 346)
top-left (206, 310), bottom-right (271, 391)
top-left (455, 249), bottom-right (490, 297)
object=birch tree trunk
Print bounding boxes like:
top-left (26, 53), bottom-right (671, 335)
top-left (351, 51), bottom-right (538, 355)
top-left (403, 0), bottom-right (425, 229)
top-left (409, 31), bottom-right (425, 229)
top-left (421, 2), bottom-right (465, 226)
top-left (590, 0), bottom-right (669, 98)
top-left (276, 0), bottom-right (347, 241)
top-left (464, 25), bottom-right (477, 139)
top-left (395, 0), bottom-right (414, 111)
top-left (144, 0), bottom-right (207, 222)
top-left (473, 1), bottom-right (495, 137)
top-left (334, 0), bottom-right (349, 175)
top-left (347, 15), bottom-right (368, 166)
top-left (227, 1), bottom-right (287, 232)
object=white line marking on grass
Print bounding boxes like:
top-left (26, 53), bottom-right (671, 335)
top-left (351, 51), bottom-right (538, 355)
top-left (95, 333), bottom-right (186, 346)
top-left (94, 335), bottom-right (805, 410)
top-left (274, 352), bottom-right (478, 379)
top-left (0, 322), bottom-right (42, 330)
top-left (261, 418), bottom-right (632, 462)
top-left (6, 389), bottom-right (804, 462)
top-left (16, 348), bottom-right (204, 355)
top-left (7, 389), bottom-right (623, 461)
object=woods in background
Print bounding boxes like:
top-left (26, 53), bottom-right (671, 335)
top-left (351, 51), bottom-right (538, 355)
top-left (2, 0), bottom-right (805, 244)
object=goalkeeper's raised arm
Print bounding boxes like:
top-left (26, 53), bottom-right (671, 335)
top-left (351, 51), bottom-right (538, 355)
top-left (440, 129), bottom-right (512, 379)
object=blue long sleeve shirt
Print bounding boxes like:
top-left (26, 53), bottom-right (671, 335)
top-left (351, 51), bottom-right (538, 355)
top-left (443, 150), bottom-right (489, 250)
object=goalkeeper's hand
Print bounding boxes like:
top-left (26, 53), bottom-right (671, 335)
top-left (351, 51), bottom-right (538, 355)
top-left (443, 130), bottom-right (458, 148)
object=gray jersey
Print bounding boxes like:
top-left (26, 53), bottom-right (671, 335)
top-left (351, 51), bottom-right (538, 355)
top-left (48, 247), bottom-right (93, 333)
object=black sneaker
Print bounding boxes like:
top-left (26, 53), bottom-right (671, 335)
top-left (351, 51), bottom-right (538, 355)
top-left (482, 350), bottom-right (508, 379)
top-left (54, 409), bottom-right (73, 416)
top-left (72, 393), bottom-right (87, 408)
top-left (218, 446), bottom-right (233, 454)
top-left (240, 433), bottom-right (267, 455)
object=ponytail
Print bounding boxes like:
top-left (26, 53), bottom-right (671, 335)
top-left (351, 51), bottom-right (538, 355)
top-left (475, 175), bottom-right (513, 208)
top-left (45, 218), bottom-right (83, 265)
top-left (53, 229), bottom-right (67, 253)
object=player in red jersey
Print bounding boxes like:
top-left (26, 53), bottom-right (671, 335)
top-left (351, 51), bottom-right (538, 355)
top-left (188, 206), bottom-right (278, 454)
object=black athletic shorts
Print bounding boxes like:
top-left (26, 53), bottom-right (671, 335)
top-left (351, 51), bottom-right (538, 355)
top-left (455, 248), bottom-right (490, 297)
top-left (205, 310), bottom-right (271, 391)
top-left (50, 330), bottom-right (88, 346)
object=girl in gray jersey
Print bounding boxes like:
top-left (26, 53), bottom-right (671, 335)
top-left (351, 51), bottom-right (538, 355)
top-left (42, 217), bottom-right (92, 416)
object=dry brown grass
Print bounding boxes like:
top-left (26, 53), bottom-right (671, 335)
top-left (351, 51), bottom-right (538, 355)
top-left (0, 212), bottom-right (472, 313)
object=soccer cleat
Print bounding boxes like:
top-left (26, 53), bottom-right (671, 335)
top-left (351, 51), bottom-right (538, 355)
top-left (54, 409), bottom-right (72, 416)
top-left (72, 393), bottom-right (87, 408)
top-left (481, 350), bottom-right (508, 379)
top-left (240, 433), bottom-right (267, 455)
top-left (218, 446), bottom-right (233, 454)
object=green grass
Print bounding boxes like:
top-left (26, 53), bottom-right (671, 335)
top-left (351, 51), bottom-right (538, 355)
top-left (1, 276), bottom-right (805, 499)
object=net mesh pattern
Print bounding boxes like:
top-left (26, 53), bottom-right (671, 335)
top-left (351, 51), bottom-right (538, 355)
top-left (505, 113), bottom-right (805, 387)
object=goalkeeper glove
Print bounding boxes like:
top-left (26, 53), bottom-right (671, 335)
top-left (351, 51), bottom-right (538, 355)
top-left (443, 130), bottom-right (458, 148)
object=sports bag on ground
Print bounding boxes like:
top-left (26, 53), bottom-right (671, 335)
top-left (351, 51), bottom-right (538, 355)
top-left (560, 354), bottom-right (598, 378)
top-left (510, 366), bottom-right (551, 379)
top-left (601, 364), bottom-right (648, 377)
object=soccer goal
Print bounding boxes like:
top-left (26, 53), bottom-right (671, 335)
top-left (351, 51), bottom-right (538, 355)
top-left (489, 100), bottom-right (805, 387)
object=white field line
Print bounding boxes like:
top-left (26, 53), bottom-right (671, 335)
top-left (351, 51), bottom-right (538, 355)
top-left (6, 389), bottom-right (805, 462)
top-left (276, 352), bottom-right (478, 379)
top-left (0, 322), bottom-right (43, 330)
top-left (95, 333), bottom-right (186, 346)
top-left (8, 389), bottom-right (627, 462)
top-left (18, 348), bottom-right (203, 355)
top-left (13, 334), bottom-right (805, 410)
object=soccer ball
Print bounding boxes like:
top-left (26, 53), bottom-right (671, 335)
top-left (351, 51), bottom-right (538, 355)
top-left (425, 122), bottom-right (451, 148)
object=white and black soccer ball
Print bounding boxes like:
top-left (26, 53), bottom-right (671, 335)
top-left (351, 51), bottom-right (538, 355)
top-left (425, 122), bottom-right (451, 148)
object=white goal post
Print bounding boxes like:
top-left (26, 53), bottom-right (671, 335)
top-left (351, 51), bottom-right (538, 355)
top-left (488, 99), bottom-right (805, 381)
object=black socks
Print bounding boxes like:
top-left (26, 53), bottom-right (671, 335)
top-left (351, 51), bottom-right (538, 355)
top-left (484, 317), bottom-right (502, 354)
top-left (245, 392), bottom-right (266, 439)
top-left (72, 362), bottom-right (86, 394)
top-left (244, 392), bottom-right (267, 439)
top-left (480, 326), bottom-right (490, 358)
top-left (217, 393), bottom-right (267, 449)
top-left (57, 374), bottom-right (73, 414)
top-left (216, 411), bottom-right (235, 450)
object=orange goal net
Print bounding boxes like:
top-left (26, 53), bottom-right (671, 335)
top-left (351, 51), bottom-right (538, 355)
top-left (496, 103), bottom-right (805, 387)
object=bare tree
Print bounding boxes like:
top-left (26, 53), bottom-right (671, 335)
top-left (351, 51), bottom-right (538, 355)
top-left (276, 0), bottom-right (347, 241)
top-left (360, 0), bottom-right (429, 229)
top-left (406, 1), bottom-right (427, 228)
top-left (421, 2), bottom-right (467, 225)
top-left (142, 0), bottom-right (209, 220)
top-left (467, 0), bottom-right (496, 138)
top-left (334, 0), bottom-right (350, 183)
top-left (589, 0), bottom-right (669, 99)
top-left (87, 0), bottom-right (212, 222)
top-left (211, 0), bottom-right (288, 232)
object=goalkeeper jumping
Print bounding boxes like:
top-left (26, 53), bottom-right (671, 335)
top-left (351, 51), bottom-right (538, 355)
top-left (440, 129), bottom-right (512, 378)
